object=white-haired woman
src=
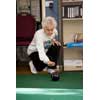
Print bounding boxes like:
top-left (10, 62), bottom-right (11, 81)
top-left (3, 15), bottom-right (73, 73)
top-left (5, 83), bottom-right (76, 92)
top-left (27, 16), bottom-right (61, 74)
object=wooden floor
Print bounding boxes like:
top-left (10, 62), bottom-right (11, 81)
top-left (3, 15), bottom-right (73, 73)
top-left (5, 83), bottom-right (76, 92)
top-left (16, 62), bottom-right (49, 74)
top-left (16, 65), bottom-right (31, 74)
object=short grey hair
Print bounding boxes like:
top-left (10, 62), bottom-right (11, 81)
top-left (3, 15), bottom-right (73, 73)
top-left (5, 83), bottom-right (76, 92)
top-left (42, 16), bottom-right (57, 28)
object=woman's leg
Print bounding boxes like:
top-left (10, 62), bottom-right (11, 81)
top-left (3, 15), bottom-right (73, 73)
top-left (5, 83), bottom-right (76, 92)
top-left (29, 52), bottom-right (47, 72)
top-left (29, 44), bottom-right (61, 72)
top-left (46, 44), bottom-right (61, 69)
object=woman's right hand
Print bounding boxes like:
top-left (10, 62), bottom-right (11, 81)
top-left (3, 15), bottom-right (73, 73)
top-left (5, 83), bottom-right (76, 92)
top-left (47, 60), bottom-right (55, 66)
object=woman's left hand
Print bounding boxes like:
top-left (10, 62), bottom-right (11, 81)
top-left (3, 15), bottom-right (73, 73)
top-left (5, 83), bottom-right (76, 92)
top-left (52, 39), bottom-right (61, 46)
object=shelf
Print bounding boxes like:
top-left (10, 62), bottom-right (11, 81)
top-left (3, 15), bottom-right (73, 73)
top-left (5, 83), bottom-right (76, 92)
top-left (63, 46), bottom-right (83, 49)
top-left (64, 59), bottom-right (83, 66)
top-left (64, 65), bottom-right (83, 71)
top-left (63, 18), bottom-right (83, 21)
top-left (64, 59), bottom-right (83, 71)
top-left (62, 0), bottom-right (83, 2)
top-left (63, 47), bottom-right (83, 60)
top-left (62, 1), bottom-right (83, 6)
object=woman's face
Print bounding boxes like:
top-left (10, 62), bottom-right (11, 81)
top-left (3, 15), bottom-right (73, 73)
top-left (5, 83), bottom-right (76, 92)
top-left (44, 25), bottom-right (54, 36)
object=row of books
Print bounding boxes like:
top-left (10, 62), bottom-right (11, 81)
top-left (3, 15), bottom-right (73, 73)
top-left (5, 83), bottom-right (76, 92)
top-left (62, 6), bottom-right (83, 18)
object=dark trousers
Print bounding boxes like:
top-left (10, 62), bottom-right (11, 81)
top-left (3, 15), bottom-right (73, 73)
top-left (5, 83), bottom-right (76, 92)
top-left (29, 44), bottom-right (61, 72)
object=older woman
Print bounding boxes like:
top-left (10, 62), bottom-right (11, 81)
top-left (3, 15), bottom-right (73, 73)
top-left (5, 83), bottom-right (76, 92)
top-left (27, 16), bottom-right (61, 74)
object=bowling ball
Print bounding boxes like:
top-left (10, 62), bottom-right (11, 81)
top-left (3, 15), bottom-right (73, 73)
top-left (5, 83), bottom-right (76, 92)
top-left (51, 71), bottom-right (60, 81)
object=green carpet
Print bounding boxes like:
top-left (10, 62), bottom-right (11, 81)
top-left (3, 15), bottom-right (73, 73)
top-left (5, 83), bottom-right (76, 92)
top-left (16, 71), bottom-right (83, 100)
top-left (16, 71), bottom-right (83, 89)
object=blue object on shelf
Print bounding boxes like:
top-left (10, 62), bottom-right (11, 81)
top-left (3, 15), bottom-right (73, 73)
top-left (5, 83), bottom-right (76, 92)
top-left (65, 42), bottom-right (83, 48)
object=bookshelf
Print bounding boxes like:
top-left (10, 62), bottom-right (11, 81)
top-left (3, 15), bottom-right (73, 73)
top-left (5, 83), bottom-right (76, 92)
top-left (62, 0), bottom-right (83, 71)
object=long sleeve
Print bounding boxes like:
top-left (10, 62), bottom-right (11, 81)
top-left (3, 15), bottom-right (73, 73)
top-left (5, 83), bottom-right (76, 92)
top-left (35, 32), bottom-right (50, 64)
